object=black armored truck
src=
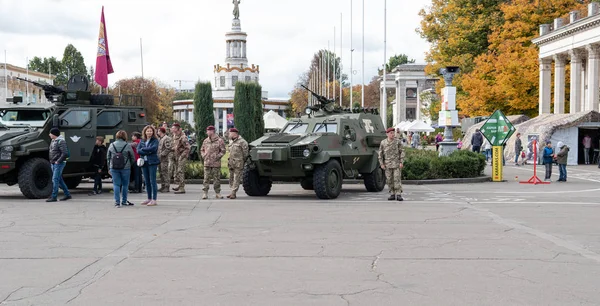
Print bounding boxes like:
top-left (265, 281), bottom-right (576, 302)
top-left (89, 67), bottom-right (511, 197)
top-left (0, 75), bottom-right (147, 199)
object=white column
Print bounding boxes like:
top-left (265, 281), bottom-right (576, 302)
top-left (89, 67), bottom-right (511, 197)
top-left (582, 60), bottom-right (587, 111)
top-left (553, 54), bottom-right (567, 114)
top-left (569, 49), bottom-right (583, 113)
top-left (242, 42), bottom-right (246, 58)
top-left (416, 80), bottom-right (423, 120)
top-left (226, 41), bottom-right (230, 58)
top-left (214, 109), bottom-right (219, 134)
top-left (586, 44), bottom-right (600, 112)
top-left (539, 57), bottom-right (552, 115)
top-left (397, 80), bottom-right (407, 122)
top-left (222, 109), bottom-right (227, 135)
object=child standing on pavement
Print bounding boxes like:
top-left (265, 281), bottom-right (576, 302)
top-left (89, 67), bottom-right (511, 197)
top-left (542, 141), bottom-right (554, 181)
top-left (89, 136), bottom-right (106, 195)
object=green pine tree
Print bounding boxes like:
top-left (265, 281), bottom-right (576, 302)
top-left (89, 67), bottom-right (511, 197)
top-left (233, 82), bottom-right (254, 141)
top-left (252, 83), bottom-right (265, 141)
top-left (193, 82), bottom-right (214, 144)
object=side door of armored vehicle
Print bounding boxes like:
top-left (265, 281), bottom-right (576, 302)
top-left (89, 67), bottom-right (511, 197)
top-left (56, 107), bottom-right (97, 174)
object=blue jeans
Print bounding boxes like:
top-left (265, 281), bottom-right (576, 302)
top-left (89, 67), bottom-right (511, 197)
top-left (51, 163), bottom-right (70, 199)
top-left (142, 164), bottom-right (158, 200)
top-left (111, 168), bottom-right (131, 204)
top-left (558, 164), bottom-right (567, 181)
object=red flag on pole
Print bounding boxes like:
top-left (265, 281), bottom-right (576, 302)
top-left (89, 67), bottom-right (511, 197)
top-left (94, 6), bottom-right (113, 88)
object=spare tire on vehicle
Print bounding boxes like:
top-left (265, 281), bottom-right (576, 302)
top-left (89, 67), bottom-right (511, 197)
top-left (90, 94), bottom-right (114, 106)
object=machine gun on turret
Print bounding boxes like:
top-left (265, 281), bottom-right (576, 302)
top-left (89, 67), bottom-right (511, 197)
top-left (15, 77), bottom-right (65, 103)
top-left (301, 85), bottom-right (337, 114)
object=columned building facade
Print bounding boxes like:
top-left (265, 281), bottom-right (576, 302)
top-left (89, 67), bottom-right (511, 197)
top-left (532, 2), bottom-right (600, 115)
top-left (173, 15), bottom-right (288, 134)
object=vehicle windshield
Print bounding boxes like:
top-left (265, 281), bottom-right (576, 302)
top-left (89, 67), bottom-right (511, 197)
top-left (313, 123), bottom-right (338, 133)
top-left (282, 123), bottom-right (308, 134)
top-left (0, 109), bottom-right (51, 127)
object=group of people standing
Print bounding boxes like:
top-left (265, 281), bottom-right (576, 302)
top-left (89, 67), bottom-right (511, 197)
top-left (45, 122), bottom-right (249, 206)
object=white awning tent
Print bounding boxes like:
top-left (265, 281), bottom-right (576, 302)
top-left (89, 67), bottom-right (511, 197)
top-left (263, 110), bottom-right (288, 130)
top-left (406, 121), bottom-right (435, 133)
top-left (394, 121), bottom-right (412, 130)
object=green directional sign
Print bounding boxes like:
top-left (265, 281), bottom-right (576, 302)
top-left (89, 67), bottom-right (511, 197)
top-left (480, 110), bottom-right (516, 146)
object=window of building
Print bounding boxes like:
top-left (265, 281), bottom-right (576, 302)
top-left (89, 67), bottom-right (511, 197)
top-left (220, 76), bottom-right (225, 87)
top-left (60, 109), bottom-right (91, 127)
top-left (406, 108), bottom-right (416, 120)
top-left (406, 88), bottom-right (417, 98)
top-left (97, 111), bottom-right (122, 128)
top-left (245, 76), bottom-right (251, 82)
top-left (185, 110), bottom-right (189, 122)
top-left (232, 76), bottom-right (238, 85)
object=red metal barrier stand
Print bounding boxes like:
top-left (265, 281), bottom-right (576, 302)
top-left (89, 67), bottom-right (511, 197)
top-left (520, 140), bottom-right (550, 184)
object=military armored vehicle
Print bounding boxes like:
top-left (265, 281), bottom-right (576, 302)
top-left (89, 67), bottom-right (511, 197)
top-left (0, 75), bottom-right (147, 199)
top-left (242, 86), bottom-right (387, 199)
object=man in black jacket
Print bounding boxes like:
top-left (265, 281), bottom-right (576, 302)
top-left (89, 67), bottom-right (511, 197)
top-left (47, 128), bottom-right (72, 202)
top-left (89, 136), bottom-right (107, 195)
top-left (471, 129), bottom-right (484, 153)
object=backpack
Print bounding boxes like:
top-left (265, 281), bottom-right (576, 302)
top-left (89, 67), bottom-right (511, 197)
top-left (111, 143), bottom-right (128, 170)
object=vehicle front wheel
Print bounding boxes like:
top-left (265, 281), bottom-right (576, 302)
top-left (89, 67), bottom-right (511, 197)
top-left (18, 158), bottom-right (52, 199)
top-left (313, 160), bottom-right (342, 199)
top-left (242, 166), bottom-right (272, 196)
top-left (363, 164), bottom-right (386, 192)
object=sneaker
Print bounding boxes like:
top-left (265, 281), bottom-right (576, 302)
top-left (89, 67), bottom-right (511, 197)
top-left (46, 198), bottom-right (57, 202)
top-left (97, 190), bottom-right (103, 195)
top-left (88, 191), bottom-right (98, 196)
top-left (114, 202), bottom-right (121, 208)
top-left (147, 200), bottom-right (157, 206)
top-left (60, 195), bottom-right (72, 201)
top-left (141, 199), bottom-right (151, 205)
top-left (123, 201), bottom-right (134, 206)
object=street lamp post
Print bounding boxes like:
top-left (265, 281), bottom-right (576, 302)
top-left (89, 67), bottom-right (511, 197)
top-left (438, 66), bottom-right (461, 156)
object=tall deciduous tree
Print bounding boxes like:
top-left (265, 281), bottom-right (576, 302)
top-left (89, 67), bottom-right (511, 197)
top-left (113, 77), bottom-right (174, 125)
top-left (28, 44), bottom-right (87, 87)
top-left (379, 54), bottom-right (416, 74)
top-left (193, 82), bottom-right (215, 143)
top-left (62, 44), bottom-right (87, 80)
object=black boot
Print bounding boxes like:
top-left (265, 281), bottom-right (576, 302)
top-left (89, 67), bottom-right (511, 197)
top-left (387, 194), bottom-right (396, 201)
top-left (396, 195), bottom-right (404, 201)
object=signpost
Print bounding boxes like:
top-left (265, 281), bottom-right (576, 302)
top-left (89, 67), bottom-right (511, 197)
top-left (480, 110), bottom-right (516, 182)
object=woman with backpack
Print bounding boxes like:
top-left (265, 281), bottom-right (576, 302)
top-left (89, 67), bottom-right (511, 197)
top-left (137, 125), bottom-right (161, 206)
top-left (107, 130), bottom-right (136, 208)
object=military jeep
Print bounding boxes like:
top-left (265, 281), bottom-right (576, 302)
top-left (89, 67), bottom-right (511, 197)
top-left (242, 87), bottom-right (387, 199)
top-left (0, 75), bottom-right (147, 199)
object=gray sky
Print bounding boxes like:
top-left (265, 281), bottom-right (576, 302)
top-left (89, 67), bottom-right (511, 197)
top-left (0, 0), bottom-right (431, 99)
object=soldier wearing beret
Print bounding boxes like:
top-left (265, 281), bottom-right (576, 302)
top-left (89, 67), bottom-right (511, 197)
top-left (378, 127), bottom-right (405, 201)
top-left (226, 128), bottom-right (249, 199)
top-left (201, 125), bottom-right (226, 199)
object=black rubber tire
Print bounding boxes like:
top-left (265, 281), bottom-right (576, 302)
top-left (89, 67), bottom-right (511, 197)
top-left (90, 94), bottom-right (114, 106)
top-left (18, 158), bottom-right (52, 199)
top-left (64, 176), bottom-right (82, 189)
top-left (363, 165), bottom-right (386, 192)
top-left (300, 178), bottom-right (314, 190)
top-left (242, 166), bottom-right (272, 196)
top-left (313, 160), bottom-right (343, 199)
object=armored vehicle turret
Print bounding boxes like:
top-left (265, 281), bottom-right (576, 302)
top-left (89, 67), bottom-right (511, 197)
top-left (242, 86), bottom-right (387, 199)
top-left (0, 75), bottom-right (146, 199)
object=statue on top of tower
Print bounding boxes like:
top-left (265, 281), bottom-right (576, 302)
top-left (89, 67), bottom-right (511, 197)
top-left (233, 0), bottom-right (240, 19)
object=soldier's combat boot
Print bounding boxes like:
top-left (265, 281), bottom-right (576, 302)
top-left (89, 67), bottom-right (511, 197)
top-left (226, 193), bottom-right (232, 198)
top-left (202, 192), bottom-right (208, 200)
top-left (215, 193), bottom-right (223, 199)
top-left (230, 192), bottom-right (236, 199)
top-left (396, 194), bottom-right (404, 201)
top-left (172, 186), bottom-right (180, 192)
top-left (174, 187), bottom-right (186, 194)
top-left (387, 194), bottom-right (396, 201)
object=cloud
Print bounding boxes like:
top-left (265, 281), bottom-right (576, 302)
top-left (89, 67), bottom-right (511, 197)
top-left (0, 0), bottom-right (431, 99)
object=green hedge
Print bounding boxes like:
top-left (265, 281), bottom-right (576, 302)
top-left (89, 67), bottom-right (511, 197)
top-left (402, 148), bottom-right (486, 180)
top-left (184, 162), bottom-right (229, 179)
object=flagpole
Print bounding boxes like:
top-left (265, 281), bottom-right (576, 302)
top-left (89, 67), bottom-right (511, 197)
top-left (26, 57), bottom-right (29, 103)
top-left (327, 41), bottom-right (330, 99)
top-left (4, 50), bottom-right (7, 100)
top-left (140, 38), bottom-right (144, 79)
top-left (333, 26), bottom-right (336, 104)
top-left (382, 0), bottom-right (387, 127)
top-left (340, 13), bottom-right (343, 107)
top-left (361, 0), bottom-right (365, 108)
top-left (350, 0), bottom-right (353, 109)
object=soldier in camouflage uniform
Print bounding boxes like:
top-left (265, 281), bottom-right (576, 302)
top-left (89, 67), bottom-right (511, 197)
top-left (157, 127), bottom-right (173, 192)
top-left (168, 125), bottom-right (176, 181)
top-left (226, 128), bottom-right (249, 199)
top-left (171, 123), bottom-right (191, 194)
top-left (201, 125), bottom-right (226, 199)
top-left (379, 127), bottom-right (405, 201)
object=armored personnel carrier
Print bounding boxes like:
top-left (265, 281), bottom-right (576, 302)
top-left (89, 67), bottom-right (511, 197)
top-left (0, 75), bottom-right (146, 199)
top-left (242, 86), bottom-right (387, 199)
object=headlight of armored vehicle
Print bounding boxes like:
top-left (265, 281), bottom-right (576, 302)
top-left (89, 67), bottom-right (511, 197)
top-left (303, 148), bottom-right (311, 157)
top-left (0, 146), bottom-right (13, 160)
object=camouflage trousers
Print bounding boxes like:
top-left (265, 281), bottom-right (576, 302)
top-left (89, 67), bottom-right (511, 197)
top-left (159, 157), bottom-right (170, 190)
top-left (173, 155), bottom-right (187, 189)
top-left (203, 167), bottom-right (221, 193)
top-left (229, 167), bottom-right (243, 193)
top-left (385, 167), bottom-right (402, 194)
top-left (168, 154), bottom-right (176, 180)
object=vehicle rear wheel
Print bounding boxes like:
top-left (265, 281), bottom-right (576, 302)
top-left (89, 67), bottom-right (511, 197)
top-left (242, 166), bottom-right (272, 196)
top-left (313, 160), bottom-right (342, 199)
top-left (18, 158), bottom-right (52, 199)
top-left (363, 164), bottom-right (386, 192)
top-left (64, 176), bottom-right (82, 189)
top-left (300, 178), bottom-right (314, 190)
